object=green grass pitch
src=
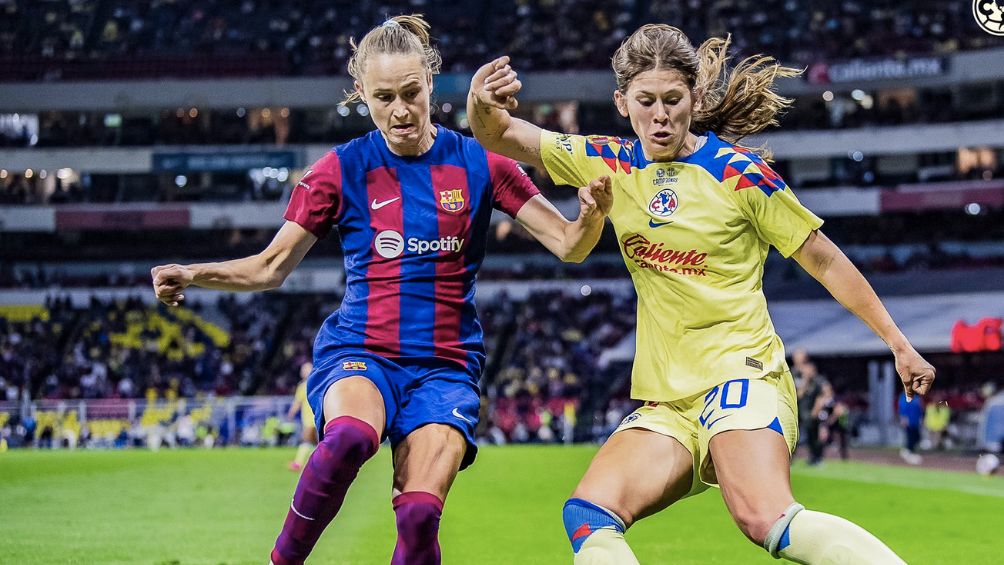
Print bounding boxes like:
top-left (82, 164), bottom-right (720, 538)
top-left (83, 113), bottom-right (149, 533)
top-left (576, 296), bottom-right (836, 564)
top-left (2, 446), bottom-right (1003, 564)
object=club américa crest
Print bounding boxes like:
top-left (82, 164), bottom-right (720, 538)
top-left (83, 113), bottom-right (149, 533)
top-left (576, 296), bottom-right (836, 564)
top-left (649, 188), bottom-right (679, 217)
top-left (439, 189), bottom-right (465, 213)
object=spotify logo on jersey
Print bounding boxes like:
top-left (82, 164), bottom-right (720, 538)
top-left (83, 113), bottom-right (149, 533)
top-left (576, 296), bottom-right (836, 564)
top-left (374, 230), bottom-right (405, 258)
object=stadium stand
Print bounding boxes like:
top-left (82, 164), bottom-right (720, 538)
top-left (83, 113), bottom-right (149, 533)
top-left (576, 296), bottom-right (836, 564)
top-left (1, 0), bottom-right (1001, 82)
top-left (2, 0), bottom-right (1003, 464)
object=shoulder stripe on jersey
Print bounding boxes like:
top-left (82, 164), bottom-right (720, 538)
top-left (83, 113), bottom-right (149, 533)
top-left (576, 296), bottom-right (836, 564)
top-left (584, 136), bottom-right (637, 174)
top-left (686, 137), bottom-right (787, 197)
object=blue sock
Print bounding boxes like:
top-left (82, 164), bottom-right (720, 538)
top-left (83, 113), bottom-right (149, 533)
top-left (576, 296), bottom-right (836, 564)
top-left (779, 524), bottom-right (792, 551)
top-left (562, 498), bottom-right (625, 553)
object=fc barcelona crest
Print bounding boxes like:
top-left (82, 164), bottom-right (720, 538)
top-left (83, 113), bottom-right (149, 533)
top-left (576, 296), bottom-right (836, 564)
top-left (439, 189), bottom-right (465, 213)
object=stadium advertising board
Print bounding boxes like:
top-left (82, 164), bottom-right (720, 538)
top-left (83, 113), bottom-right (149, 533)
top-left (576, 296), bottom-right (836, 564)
top-left (152, 151), bottom-right (297, 172)
top-left (807, 56), bottom-right (949, 85)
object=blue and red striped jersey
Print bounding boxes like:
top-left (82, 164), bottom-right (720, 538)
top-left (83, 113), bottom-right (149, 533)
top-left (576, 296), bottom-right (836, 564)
top-left (284, 125), bottom-right (539, 372)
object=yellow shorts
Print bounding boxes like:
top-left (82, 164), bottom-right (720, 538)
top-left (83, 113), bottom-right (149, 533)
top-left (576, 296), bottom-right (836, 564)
top-left (613, 371), bottom-right (798, 498)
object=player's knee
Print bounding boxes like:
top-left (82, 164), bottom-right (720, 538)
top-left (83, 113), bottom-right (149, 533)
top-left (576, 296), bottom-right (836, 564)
top-left (562, 498), bottom-right (627, 553)
top-left (318, 416), bottom-right (379, 472)
top-left (732, 506), bottom-right (780, 546)
top-left (393, 491), bottom-right (443, 543)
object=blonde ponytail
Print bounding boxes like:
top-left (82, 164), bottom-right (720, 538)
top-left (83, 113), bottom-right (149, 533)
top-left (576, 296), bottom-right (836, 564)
top-left (343, 14), bottom-right (442, 105)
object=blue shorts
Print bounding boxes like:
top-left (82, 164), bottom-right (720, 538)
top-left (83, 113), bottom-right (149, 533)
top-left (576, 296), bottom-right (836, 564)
top-left (306, 349), bottom-right (481, 470)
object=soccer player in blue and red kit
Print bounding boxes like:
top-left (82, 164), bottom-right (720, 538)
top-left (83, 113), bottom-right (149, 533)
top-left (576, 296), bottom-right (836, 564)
top-left (150, 15), bottom-right (612, 565)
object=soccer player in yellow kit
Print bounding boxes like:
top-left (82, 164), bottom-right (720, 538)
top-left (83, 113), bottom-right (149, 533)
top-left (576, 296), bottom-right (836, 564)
top-left (469, 25), bottom-right (936, 565)
top-left (287, 361), bottom-right (317, 471)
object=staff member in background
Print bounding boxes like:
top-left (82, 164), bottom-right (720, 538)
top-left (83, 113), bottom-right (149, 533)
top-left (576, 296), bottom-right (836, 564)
top-left (898, 390), bottom-right (924, 465)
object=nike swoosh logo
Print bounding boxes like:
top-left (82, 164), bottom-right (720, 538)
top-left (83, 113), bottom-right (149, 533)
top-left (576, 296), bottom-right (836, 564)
top-left (705, 413), bottom-right (733, 429)
top-left (649, 219), bottom-right (673, 228)
top-left (451, 408), bottom-right (471, 423)
top-left (371, 197), bottom-right (401, 210)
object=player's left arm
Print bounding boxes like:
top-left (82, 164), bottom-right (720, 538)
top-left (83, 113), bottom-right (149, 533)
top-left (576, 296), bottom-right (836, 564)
top-left (792, 230), bottom-right (935, 399)
top-left (516, 176), bottom-right (612, 263)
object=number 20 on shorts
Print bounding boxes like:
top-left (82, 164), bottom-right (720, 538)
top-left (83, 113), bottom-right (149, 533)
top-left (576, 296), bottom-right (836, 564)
top-left (699, 379), bottom-right (750, 429)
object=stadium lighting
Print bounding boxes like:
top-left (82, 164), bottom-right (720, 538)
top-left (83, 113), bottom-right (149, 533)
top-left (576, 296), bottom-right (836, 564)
top-left (337, 106), bottom-right (351, 117)
top-left (822, 90), bottom-right (834, 102)
top-left (442, 102), bottom-right (453, 113)
top-left (24, 168), bottom-right (33, 178)
top-left (580, 284), bottom-right (592, 296)
top-left (56, 168), bottom-right (73, 180)
top-left (280, 108), bottom-right (290, 118)
top-left (965, 202), bottom-right (982, 215)
top-left (851, 89), bottom-right (866, 101)
top-left (277, 168), bottom-right (289, 182)
top-left (39, 170), bottom-right (47, 179)
top-left (357, 105), bottom-right (370, 117)
top-left (188, 108), bottom-right (199, 118)
top-left (850, 151), bottom-right (864, 162)
top-left (174, 175), bottom-right (187, 188)
top-left (236, 107), bottom-right (246, 118)
top-left (0, 169), bottom-right (7, 179)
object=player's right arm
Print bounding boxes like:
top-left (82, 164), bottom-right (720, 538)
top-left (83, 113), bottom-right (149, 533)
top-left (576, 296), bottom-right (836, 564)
top-left (468, 56), bottom-right (546, 173)
top-left (151, 221), bottom-right (316, 306)
top-left (153, 153), bottom-right (343, 306)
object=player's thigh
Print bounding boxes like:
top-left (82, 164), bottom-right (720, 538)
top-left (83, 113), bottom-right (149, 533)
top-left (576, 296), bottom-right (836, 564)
top-left (572, 428), bottom-right (694, 527)
top-left (709, 428), bottom-right (794, 543)
top-left (392, 423), bottom-right (467, 501)
top-left (322, 375), bottom-right (387, 438)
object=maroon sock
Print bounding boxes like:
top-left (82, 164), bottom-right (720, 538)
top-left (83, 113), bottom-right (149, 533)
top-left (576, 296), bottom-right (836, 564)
top-left (270, 416), bottom-right (379, 565)
top-left (390, 491), bottom-right (444, 565)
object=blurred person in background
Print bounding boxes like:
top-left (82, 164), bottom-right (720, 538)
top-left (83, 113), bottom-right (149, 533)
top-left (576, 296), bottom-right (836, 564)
top-left (798, 362), bottom-right (831, 465)
top-left (287, 361), bottom-right (317, 471)
top-left (470, 22), bottom-right (935, 565)
top-left (898, 391), bottom-right (924, 465)
top-left (924, 394), bottom-right (951, 451)
top-left (825, 398), bottom-right (851, 461)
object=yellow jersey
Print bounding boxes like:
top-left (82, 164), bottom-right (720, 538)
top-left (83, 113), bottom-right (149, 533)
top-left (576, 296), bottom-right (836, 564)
top-left (540, 130), bottom-right (823, 401)
top-left (295, 381), bottom-right (315, 427)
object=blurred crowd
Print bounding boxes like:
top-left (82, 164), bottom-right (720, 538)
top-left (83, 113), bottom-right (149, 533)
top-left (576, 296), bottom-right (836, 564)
top-left (2, 0), bottom-right (1001, 81)
top-left (1, 289), bottom-right (1001, 452)
top-left (0, 290), bottom-right (641, 447)
top-left (481, 290), bottom-right (636, 444)
top-left (0, 294), bottom-right (282, 403)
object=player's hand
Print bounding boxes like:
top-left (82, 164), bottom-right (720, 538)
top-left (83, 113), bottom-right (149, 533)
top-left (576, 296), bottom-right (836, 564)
top-left (578, 176), bottom-right (613, 221)
top-left (893, 346), bottom-right (935, 401)
top-left (470, 56), bottom-right (521, 110)
top-left (151, 264), bottom-right (194, 307)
